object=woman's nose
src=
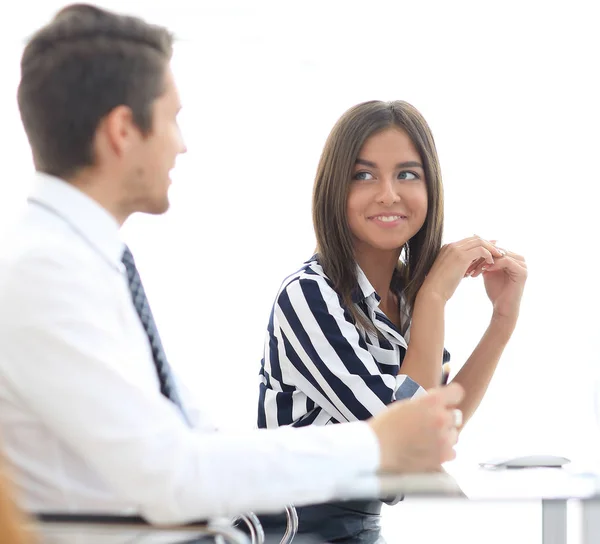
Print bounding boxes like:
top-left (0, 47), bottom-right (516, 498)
top-left (376, 178), bottom-right (400, 206)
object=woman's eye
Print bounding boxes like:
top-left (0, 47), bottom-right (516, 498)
top-left (398, 171), bottom-right (419, 181)
top-left (353, 171), bottom-right (374, 181)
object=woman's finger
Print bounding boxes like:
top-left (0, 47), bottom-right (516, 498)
top-left (489, 241), bottom-right (526, 264)
top-left (465, 247), bottom-right (495, 267)
top-left (472, 257), bottom-right (496, 278)
top-left (498, 250), bottom-right (525, 263)
top-left (456, 235), bottom-right (505, 259)
top-left (483, 255), bottom-right (528, 279)
top-left (464, 257), bottom-right (484, 277)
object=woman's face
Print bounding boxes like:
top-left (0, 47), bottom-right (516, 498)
top-left (346, 127), bottom-right (429, 257)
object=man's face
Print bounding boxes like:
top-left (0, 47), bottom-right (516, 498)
top-left (123, 66), bottom-right (187, 216)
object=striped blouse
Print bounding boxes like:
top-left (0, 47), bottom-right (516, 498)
top-left (258, 255), bottom-right (450, 429)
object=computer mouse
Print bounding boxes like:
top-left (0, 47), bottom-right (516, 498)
top-left (479, 454), bottom-right (571, 469)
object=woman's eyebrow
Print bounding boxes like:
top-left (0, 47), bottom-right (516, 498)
top-left (355, 158), bottom-right (423, 169)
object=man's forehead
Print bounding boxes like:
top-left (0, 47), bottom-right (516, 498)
top-left (158, 66), bottom-right (181, 108)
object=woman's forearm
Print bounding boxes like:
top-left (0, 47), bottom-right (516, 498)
top-left (398, 291), bottom-right (445, 390)
top-left (451, 315), bottom-right (515, 425)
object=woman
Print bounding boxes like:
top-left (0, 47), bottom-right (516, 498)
top-left (257, 100), bottom-right (527, 543)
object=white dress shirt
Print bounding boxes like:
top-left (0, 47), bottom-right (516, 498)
top-left (0, 173), bottom-right (380, 524)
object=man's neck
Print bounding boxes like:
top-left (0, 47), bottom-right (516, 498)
top-left (65, 169), bottom-right (128, 226)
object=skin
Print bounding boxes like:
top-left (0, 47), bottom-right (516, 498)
top-left (347, 127), bottom-right (528, 427)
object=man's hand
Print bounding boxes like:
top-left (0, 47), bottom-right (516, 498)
top-left (367, 383), bottom-right (464, 473)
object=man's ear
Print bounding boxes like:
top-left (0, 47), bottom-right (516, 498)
top-left (99, 105), bottom-right (139, 157)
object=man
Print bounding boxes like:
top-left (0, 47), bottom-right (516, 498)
top-left (0, 3), bottom-right (463, 526)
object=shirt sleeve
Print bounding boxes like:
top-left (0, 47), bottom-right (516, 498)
top-left (273, 277), bottom-right (424, 423)
top-left (175, 377), bottom-right (220, 432)
top-left (0, 251), bottom-right (380, 524)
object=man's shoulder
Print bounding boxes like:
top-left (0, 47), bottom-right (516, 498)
top-left (0, 215), bottom-right (110, 307)
top-left (0, 217), bottom-right (82, 272)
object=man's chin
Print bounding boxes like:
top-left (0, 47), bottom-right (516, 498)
top-left (139, 198), bottom-right (170, 217)
top-left (154, 199), bottom-right (171, 215)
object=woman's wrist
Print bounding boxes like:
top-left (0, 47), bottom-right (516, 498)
top-left (489, 312), bottom-right (517, 339)
top-left (415, 286), bottom-right (448, 308)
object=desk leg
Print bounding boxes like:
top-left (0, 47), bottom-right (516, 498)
top-left (581, 498), bottom-right (600, 544)
top-left (542, 499), bottom-right (567, 544)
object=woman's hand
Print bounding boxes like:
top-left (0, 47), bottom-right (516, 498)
top-left (419, 236), bottom-right (505, 303)
top-left (483, 248), bottom-right (528, 322)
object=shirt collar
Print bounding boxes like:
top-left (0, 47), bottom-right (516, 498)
top-left (309, 254), bottom-right (382, 304)
top-left (352, 264), bottom-right (381, 304)
top-left (28, 172), bottom-right (124, 269)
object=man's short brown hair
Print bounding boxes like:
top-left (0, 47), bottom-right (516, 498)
top-left (18, 3), bottom-right (174, 178)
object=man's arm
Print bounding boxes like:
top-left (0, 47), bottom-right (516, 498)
top-left (0, 251), bottom-right (380, 524)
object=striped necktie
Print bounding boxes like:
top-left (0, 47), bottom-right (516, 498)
top-left (121, 246), bottom-right (190, 425)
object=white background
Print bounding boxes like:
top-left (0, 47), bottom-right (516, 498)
top-left (2, 1), bottom-right (600, 542)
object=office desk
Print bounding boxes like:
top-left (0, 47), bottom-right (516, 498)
top-left (29, 467), bottom-right (600, 544)
top-left (336, 464), bottom-right (600, 544)
top-left (450, 464), bottom-right (598, 544)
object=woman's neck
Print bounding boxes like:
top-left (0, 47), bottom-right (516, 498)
top-left (354, 246), bottom-right (402, 299)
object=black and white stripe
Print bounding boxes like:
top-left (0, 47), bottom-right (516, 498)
top-left (258, 255), bottom-right (450, 429)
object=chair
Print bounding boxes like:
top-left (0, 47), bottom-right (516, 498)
top-left (235, 512), bottom-right (264, 543)
top-left (234, 504), bottom-right (298, 544)
top-left (0, 449), bottom-right (34, 544)
top-left (34, 505), bottom-right (299, 544)
top-left (281, 505), bottom-right (299, 544)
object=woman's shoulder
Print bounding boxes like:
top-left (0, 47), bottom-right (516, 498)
top-left (276, 254), bottom-right (337, 301)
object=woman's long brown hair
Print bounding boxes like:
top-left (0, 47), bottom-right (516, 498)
top-left (312, 100), bottom-right (444, 326)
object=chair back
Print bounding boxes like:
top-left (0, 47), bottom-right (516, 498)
top-left (0, 446), bottom-right (35, 543)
